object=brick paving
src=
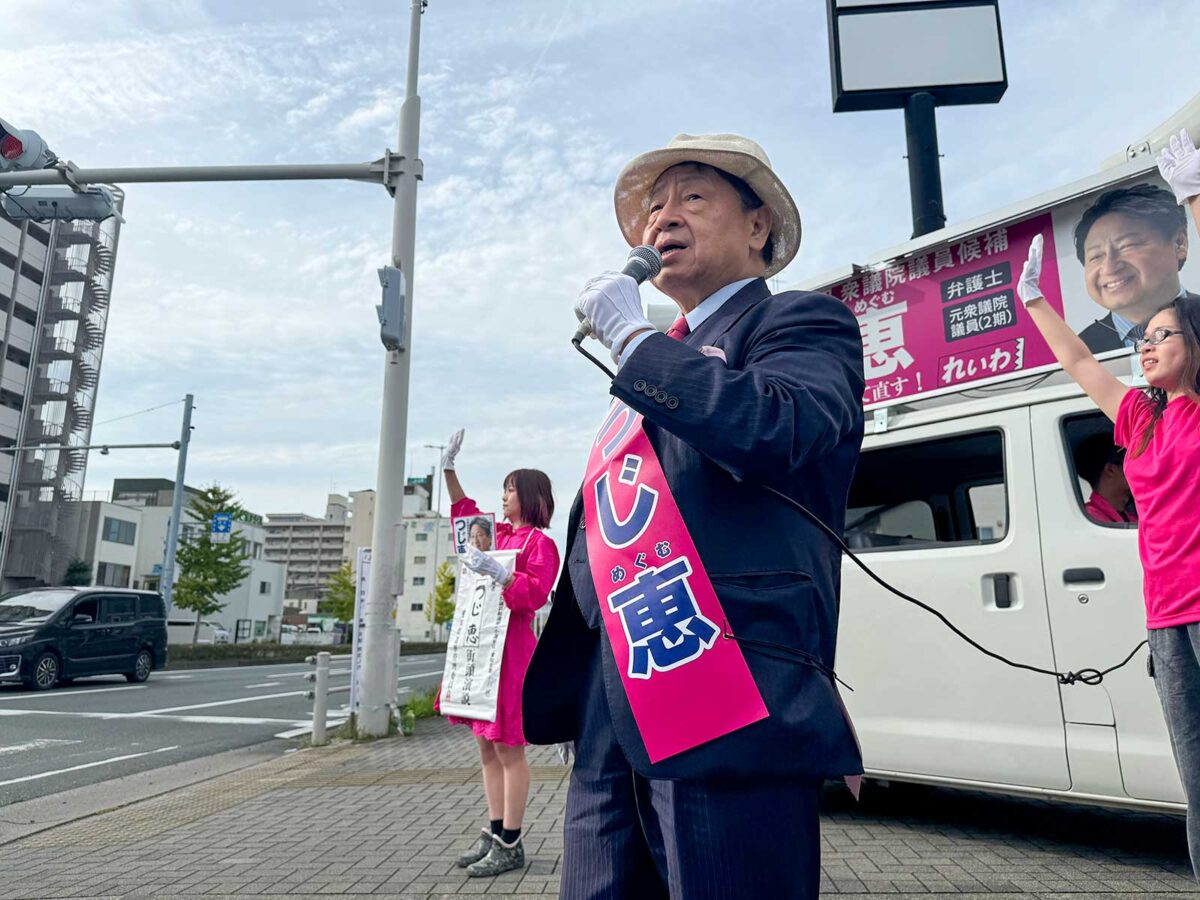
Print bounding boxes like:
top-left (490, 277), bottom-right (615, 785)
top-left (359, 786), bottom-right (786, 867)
top-left (0, 716), bottom-right (1196, 898)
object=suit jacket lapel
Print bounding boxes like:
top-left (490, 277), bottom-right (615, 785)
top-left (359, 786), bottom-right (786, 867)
top-left (686, 278), bottom-right (771, 347)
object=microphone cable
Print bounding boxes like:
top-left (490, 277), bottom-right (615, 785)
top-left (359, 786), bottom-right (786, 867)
top-left (571, 336), bottom-right (1148, 687)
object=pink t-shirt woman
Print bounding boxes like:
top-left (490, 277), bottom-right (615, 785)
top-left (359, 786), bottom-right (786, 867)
top-left (1019, 154), bottom-right (1200, 882)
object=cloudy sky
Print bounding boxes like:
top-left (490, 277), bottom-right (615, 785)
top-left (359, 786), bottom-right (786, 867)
top-left (0, 0), bottom-right (1193, 548)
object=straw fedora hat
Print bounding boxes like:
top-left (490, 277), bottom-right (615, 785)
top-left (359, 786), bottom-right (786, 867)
top-left (613, 133), bottom-right (801, 278)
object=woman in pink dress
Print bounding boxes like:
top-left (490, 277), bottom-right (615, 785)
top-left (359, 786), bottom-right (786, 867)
top-left (439, 428), bottom-right (559, 878)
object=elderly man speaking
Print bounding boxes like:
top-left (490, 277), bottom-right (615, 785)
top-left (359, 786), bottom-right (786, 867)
top-left (524, 133), bottom-right (865, 898)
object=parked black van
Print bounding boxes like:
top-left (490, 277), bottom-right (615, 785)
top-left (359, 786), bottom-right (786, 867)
top-left (0, 588), bottom-right (168, 690)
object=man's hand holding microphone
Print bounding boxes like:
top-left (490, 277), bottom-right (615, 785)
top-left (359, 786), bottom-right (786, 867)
top-left (574, 245), bottom-right (662, 364)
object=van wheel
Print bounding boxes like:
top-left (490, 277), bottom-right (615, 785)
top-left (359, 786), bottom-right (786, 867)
top-left (25, 652), bottom-right (60, 691)
top-left (126, 649), bottom-right (153, 683)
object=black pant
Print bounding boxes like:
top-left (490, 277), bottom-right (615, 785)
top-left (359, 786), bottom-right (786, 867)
top-left (560, 638), bottom-right (821, 899)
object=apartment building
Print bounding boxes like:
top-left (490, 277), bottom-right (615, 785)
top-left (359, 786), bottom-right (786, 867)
top-left (264, 495), bottom-right (350, 600)
top-left (0, 200), bottom-right (124, 590)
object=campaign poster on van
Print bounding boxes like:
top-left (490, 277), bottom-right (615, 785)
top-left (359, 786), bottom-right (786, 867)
top-left (452, 512), bottom-right (496, 555)
top-left (438, 549), bottom-right (517, 722)
top-left (826, 171), bottom-right (1200, 408)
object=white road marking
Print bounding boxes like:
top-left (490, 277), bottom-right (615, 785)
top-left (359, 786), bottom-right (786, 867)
top-left (0, 685), bottom-right (147, 703)
top-left (244, 682), bottom-right (281, 688)
top-left (0, 708), bottom-right (304, 725)
top-left (0, 745), bottom-right (180, 788)
top-left (161, 675), bottom-right (194, 680)
top-left (132, 689), bottom-right (306, 716)
top-left (0, 738), bottom-right (81, 755)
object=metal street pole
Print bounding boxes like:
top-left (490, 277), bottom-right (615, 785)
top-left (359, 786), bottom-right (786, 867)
top-left (357, 0), bottom-right (427, 737)
top-left (903, 91), bottom-right (947, 239)
top-left (161, 394), bottom-right (194, 612)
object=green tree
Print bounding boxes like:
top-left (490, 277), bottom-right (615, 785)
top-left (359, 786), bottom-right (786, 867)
top-left (61, 559), bottom-right (92, 586)
top-left (425, 560), bottom-right (456, 641)
top-left (319, 562), bottom-right (357, 624)
top-left (174, 484), bottom-right (252, 644)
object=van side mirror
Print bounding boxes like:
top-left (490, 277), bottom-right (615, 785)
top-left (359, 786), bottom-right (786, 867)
top-left (72, 613), bottom-right (94, 625)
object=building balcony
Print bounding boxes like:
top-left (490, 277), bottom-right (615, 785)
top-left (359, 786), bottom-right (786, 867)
top-left (32, 377), bottom-right (71, 402)
top-left (42, 295), bottom-right (83, 323)
top-left (39, 337), bottom-right (77, 361)
top-left (58, 221), bottom-right (99, 245)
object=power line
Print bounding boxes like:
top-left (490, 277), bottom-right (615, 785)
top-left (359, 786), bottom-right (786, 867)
top-left (93, 397), bottom-right (184, 428)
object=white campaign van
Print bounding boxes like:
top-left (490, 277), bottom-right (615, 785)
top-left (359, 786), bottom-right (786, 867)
top-left (802, 101), bottom-right (1200, 814)
top-left (836, 365), bottom-right (1178, 813)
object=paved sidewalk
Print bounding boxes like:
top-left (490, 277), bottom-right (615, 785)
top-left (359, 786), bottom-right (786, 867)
top-left (0, 716), bottom-right (1195, 899)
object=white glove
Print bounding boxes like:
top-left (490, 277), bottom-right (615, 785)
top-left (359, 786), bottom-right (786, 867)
top-left (441, 428), bottom-right (464, 471)
top-left (462, 544), bottom-right (509, 584)
top-left (1157, 128), bottom-right (1200, 205)
top-left (1017, 234), bottom-right (1044, 306)
top-left (576, 272), bottom-right (653, 364)
top-left (556, 741), bottom-right (574, 766)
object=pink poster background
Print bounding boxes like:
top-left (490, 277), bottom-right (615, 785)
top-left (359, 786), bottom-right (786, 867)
top-left (829, 213), bottom-right (1064, 408)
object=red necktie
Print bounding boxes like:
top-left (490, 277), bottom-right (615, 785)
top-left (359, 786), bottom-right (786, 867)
top-left (666, 316), bottom-right (690, 342)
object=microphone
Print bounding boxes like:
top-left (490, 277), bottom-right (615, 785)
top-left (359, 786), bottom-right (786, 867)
top-left (572, 245), bottom-right (663, 344)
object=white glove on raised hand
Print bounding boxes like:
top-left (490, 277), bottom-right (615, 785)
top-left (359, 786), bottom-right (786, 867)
top-left (576, 272), bottom-right (653, 364)
top-left (441, 429), bottom-right (464, 471)
top-left (1157, 128), bottom-right (1200, 205)
top-left (1017, 234), bottom-right (1045, 306)
top-left (462, 544), bottom-right (510, 585)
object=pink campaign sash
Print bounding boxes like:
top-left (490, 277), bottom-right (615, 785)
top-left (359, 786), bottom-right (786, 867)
top-left (583, 400), bottom-right (769, 762)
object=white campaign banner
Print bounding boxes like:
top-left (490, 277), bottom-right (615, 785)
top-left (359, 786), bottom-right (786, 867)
top-left (349, 546), bottom-right (370, 715)
top-left (439, 550), bottom-right (517, 722)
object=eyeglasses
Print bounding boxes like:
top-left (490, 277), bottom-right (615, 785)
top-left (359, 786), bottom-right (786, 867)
top-left (1134, 328), bottom-right (1183, 353)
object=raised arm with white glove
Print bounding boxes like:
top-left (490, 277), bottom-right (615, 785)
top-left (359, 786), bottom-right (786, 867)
top-left (1016, 234), bottom-right (1128, 421)
top-left (1017, 234), bottom-right (1045, 305)
top-left (576, 272), bottom-right (654, 364)
top-left (1157, 128), bottom-right (1200, 205)
top-left (462, 544), bottom-right (511, 586)
top-left (441, 428), bottom-right (465, 471)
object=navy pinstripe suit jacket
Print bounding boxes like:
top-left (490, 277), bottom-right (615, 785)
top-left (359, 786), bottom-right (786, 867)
top-left (524, 277), bottom-right (866, 781)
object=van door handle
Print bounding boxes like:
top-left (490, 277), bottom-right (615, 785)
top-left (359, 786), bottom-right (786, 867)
top-left (1063, 567), bottom-right (1105, 585)
top-left (991, 573), bottom-right (1013, 609)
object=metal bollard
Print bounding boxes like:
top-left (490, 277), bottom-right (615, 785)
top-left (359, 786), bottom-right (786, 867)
top-left (304, 651), bottom-right (331, 746)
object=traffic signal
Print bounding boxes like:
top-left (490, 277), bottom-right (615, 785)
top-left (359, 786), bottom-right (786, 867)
top-left (377, 265), bottom-right (406, 352)
top-left (1, 185), bottom-right (121, 222)
top-left (0, 117), bottom-right (52, 172)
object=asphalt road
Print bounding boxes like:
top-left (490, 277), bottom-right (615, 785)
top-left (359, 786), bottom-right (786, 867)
top-left (0, 652), bottom-right (444, 807)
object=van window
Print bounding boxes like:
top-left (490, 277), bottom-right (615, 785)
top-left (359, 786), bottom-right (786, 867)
top-left (72, 596), bottom-right (99, 622)
top-left (845, 430), bottom-right (1007, 550)
top-left (137, 595), bottom-right (165, 619)
top-left (1062, 412), bottom-right (1138, 528)
top-left (101, 596), bottom-right (136, 624)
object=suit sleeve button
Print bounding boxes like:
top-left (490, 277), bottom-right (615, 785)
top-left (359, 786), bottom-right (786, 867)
top-left (633, 380), bottom-right (647, 392)
top-left (655, 391), bottom-right (669, 403)
top-left (644, 384), bottom-right (657, 396)
top-left (666, 397), bottom-right (679, 410)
